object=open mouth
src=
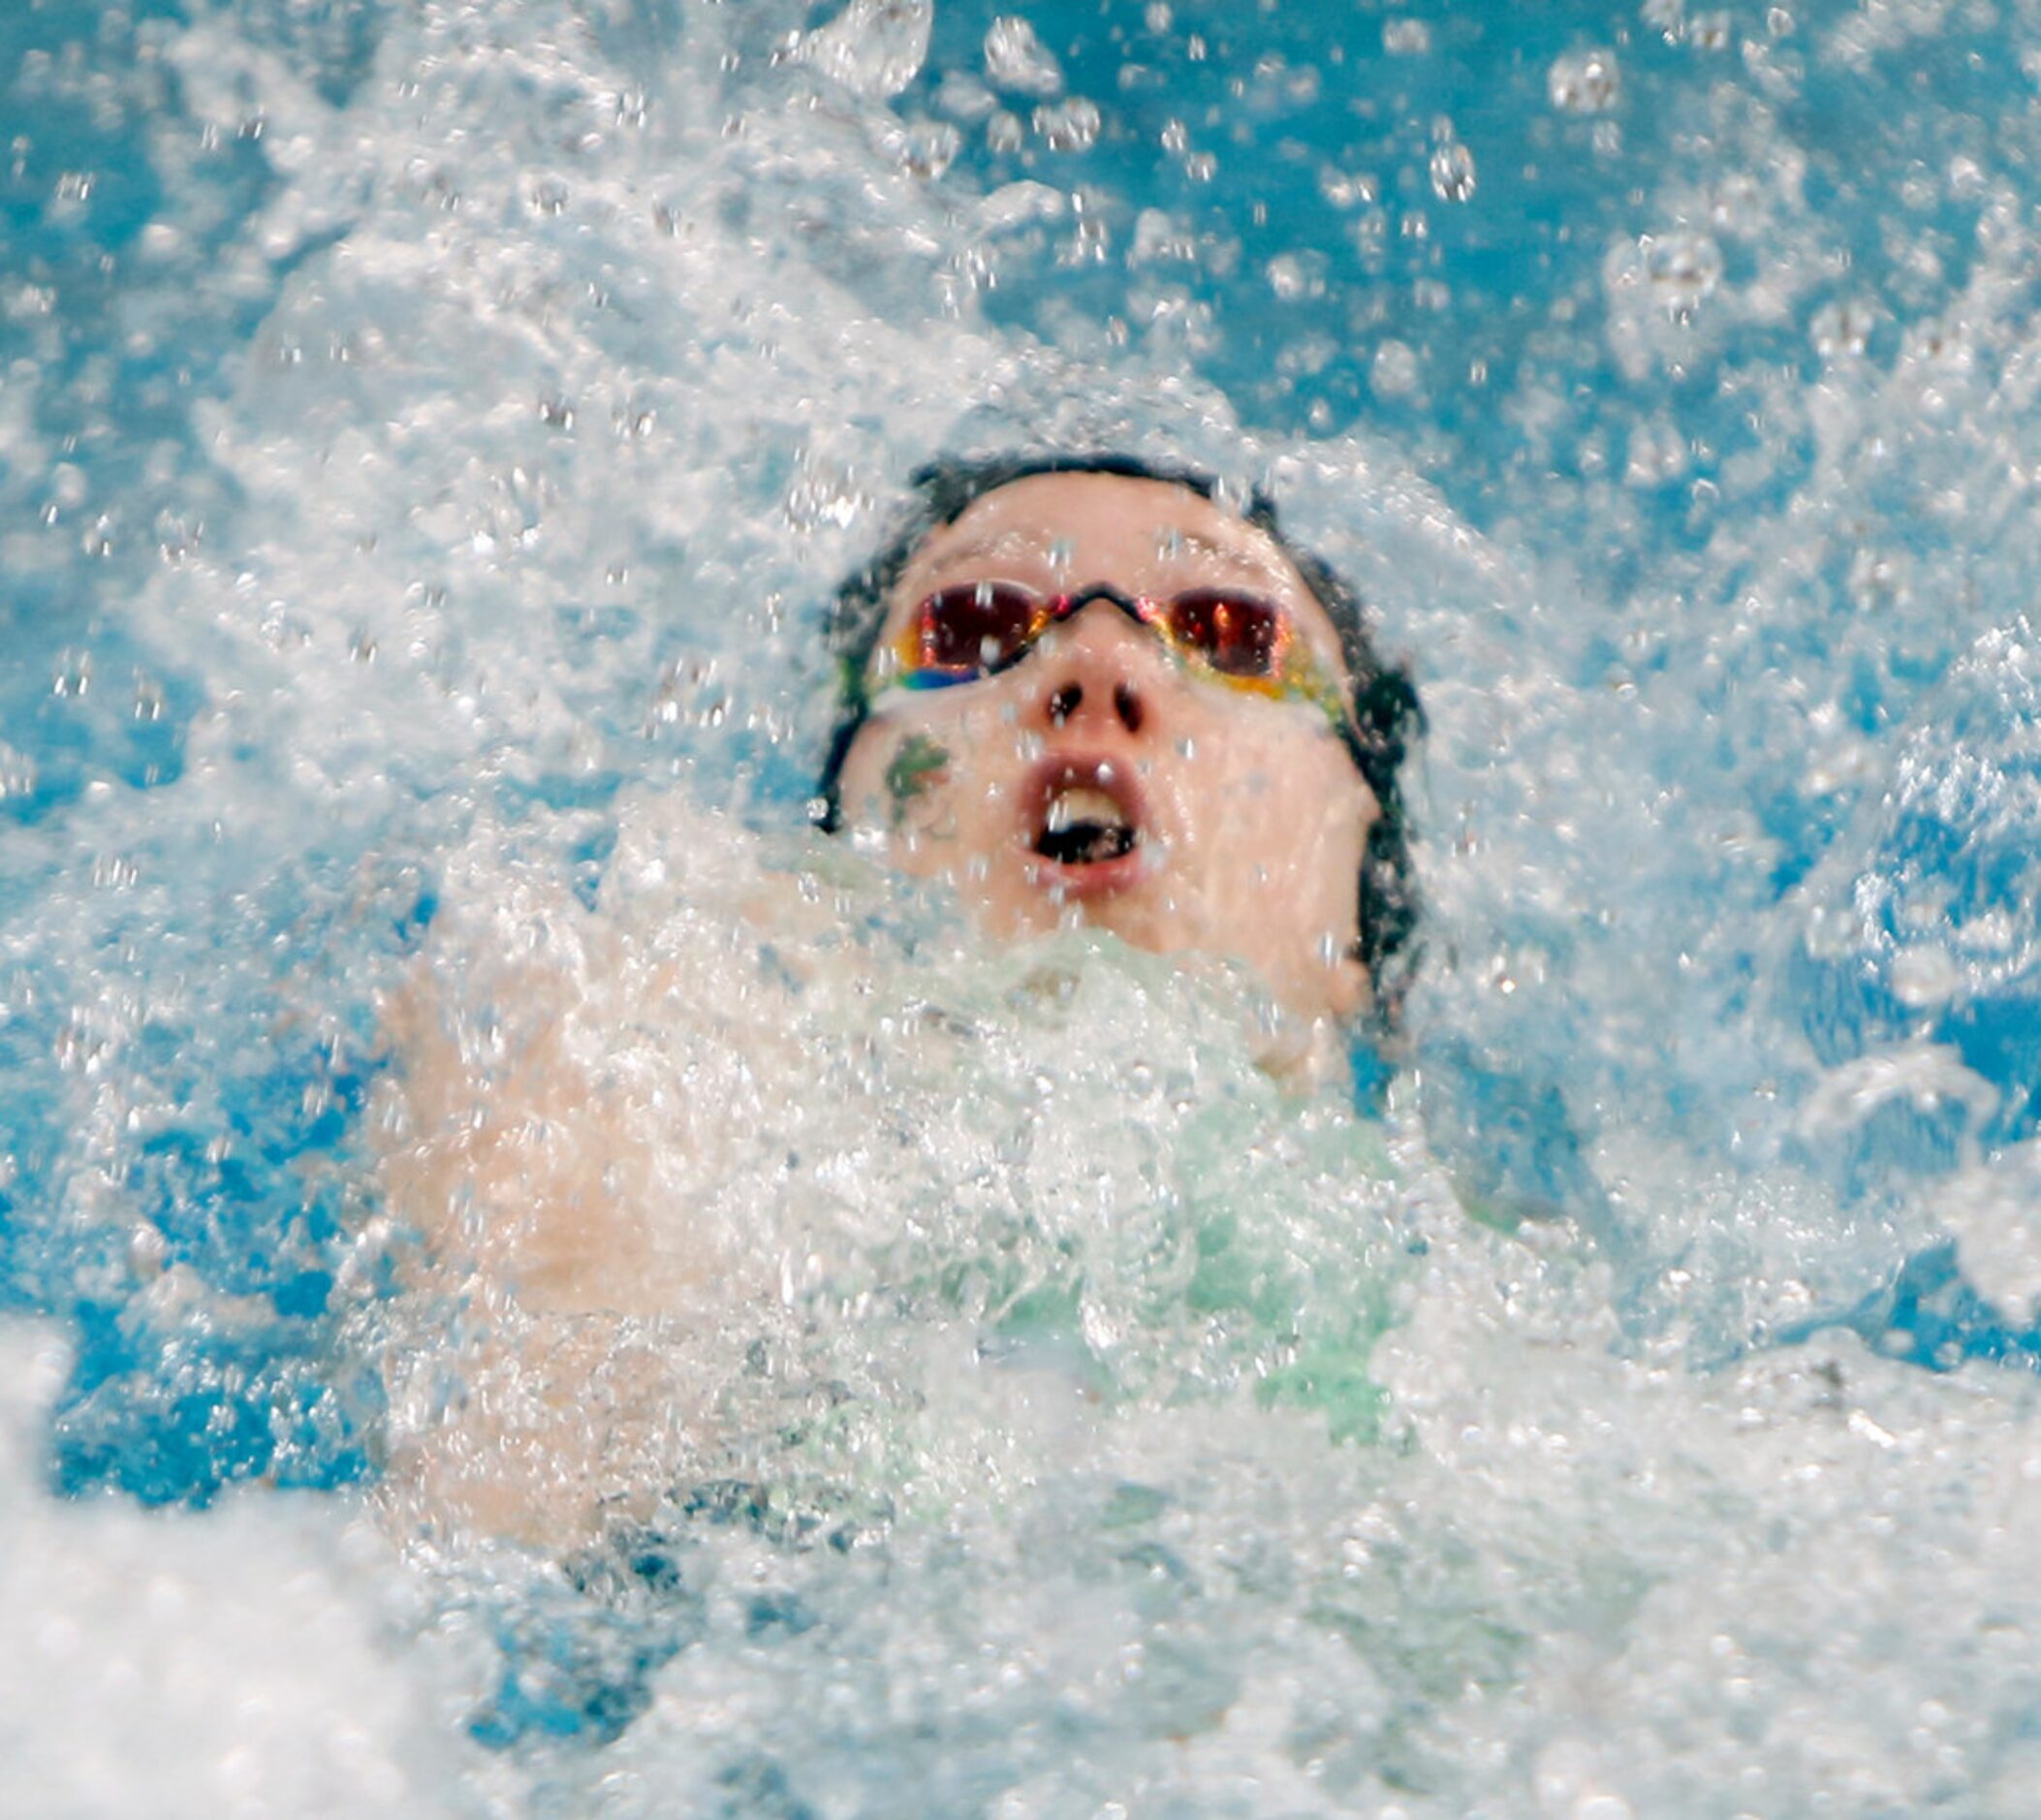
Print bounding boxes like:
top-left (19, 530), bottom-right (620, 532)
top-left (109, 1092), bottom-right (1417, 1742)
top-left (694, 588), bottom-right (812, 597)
top-left (1036, 783), bottom-right (1136, 865)
top-left (1025, 757), bottom-right (1148, 894)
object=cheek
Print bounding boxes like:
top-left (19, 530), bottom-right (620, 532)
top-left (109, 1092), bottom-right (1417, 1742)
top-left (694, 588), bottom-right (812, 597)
top-left (1186, 721), bottom-right (1374, 897)
top-left (839, 724), bottom-right (952, 833)
top-left (839, 711), bottom-right (1029, 856)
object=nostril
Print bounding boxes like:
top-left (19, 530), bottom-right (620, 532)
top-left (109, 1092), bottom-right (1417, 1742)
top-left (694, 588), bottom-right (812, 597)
top-left (1049, 682), bottom-right (1083, 725)
top-left (1114, 683), bottom-right (1144, 732)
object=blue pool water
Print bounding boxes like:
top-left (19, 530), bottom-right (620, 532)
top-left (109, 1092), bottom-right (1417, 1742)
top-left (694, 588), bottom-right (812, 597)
top-left (11, 0), bottom-right (2041, 1810)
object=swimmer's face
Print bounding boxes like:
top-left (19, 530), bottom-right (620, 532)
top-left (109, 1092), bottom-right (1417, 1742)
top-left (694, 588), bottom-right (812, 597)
top-left (836, 471), bottom-right (1379, 1021)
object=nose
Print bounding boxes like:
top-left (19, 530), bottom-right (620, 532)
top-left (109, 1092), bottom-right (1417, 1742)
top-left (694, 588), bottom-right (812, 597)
top-left (1033, 601), bottom-right (1158, 737)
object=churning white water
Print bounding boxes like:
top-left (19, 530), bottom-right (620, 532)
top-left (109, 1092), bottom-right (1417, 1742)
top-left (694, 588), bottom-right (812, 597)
top-left (11, 0), bottom-right (2041, 1812)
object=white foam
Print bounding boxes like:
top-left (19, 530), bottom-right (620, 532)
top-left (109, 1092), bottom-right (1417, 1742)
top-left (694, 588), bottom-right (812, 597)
top-left (15, 0), bottom-right (2041, 1810)
top-left (0, 1325), bottom-right (475, 1820)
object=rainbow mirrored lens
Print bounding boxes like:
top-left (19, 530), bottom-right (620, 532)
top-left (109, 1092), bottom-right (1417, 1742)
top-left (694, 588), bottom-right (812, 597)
top-left (880, 581), bottom-right (1337, 711)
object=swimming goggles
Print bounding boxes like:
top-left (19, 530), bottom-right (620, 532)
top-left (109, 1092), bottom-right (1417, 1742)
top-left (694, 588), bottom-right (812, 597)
top-left (873, 580), bottom-right (1353, 725)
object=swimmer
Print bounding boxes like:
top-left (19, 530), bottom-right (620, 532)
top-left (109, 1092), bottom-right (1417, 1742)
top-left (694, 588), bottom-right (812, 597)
top-left (819, 453), bottom-right (1420, 1029)
top-left (377, 452), bottom-right (1420, 1546)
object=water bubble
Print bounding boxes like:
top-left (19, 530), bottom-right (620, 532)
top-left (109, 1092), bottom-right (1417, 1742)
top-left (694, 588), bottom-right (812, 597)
top-left (1548, 47), bottom-right (1620, 114)
top-left (1129, 208), bottom-right (1194, 265)
top-left (1033, 98), bottom-right (1100, 153)
top-left (1847, 548), bottom-right (1910, 613)
top-left (1429, 141), bottom-right (1477, 204)
top-left (1318, 168), bottom-right (1378, 209)
top-left (1891, 945), bottom-right (1962, 1009)
top-left (979, 179), bottom-right (1065, 233)
top-left (1382, 18), bottom-right (1432, 55)
top-left (1371, 340), bottom-right (1420, 397)
top-left (987, 110), bottom-right (1025, 154)
top-left (0, 741), bottom-right (36, 800)
top-left (1644, 229), bottom-right (1722, 320)
top-left (893, 117), bottom-right (961, 178)
top-left (793, 0), bottom-right (932, 101)
top-left (1810, 298), bottom-right (1876, 359)
top-left (935, 71), bottom-right (996, 121)
top-left (1623, 419), bottom-right (1689, 486)
top-left (1266, 254), bottom-right (1314, 301)
top-left (1688, 9), bottom-right (1732, 50)
top-left (984, 16), bottom-right (1063, 98)
top-left (49, 463), bottom-right (86, 510)
top-left (52, 649), bottom-right (92, 698)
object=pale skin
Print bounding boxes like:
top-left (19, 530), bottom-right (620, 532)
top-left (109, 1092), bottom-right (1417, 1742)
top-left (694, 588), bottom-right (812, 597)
top-left (836, 470), bottom-right (1382, 1023)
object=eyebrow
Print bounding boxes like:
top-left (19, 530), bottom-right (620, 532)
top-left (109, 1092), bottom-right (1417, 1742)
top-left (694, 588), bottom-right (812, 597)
top-left (1155, 528), bottom-right (1292, 586)
top-left (917, 523), bottom-right (1294, 588)
top-left (917, 527), bottom-right (1052, 573)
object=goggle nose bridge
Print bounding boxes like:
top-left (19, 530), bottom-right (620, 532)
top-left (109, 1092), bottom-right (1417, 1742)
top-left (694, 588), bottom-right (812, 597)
top-left (970, 582), bottom-right (1164, 679)
top-left (1042, 582), bottom-right (1149, 629)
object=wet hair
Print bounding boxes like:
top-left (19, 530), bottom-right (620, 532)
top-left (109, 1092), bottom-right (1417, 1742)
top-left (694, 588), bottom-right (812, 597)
top-left (814, 452), bottom-right (1424, 1014)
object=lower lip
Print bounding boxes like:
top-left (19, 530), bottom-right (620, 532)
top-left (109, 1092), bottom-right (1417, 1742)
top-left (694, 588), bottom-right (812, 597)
top-left (1023, 844), bottom-right (1148, 900)
top-left (1019, 755), bottom-right (1156, 901)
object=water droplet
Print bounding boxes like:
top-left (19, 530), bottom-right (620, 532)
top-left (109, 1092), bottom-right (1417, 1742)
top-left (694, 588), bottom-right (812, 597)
top-left (0, 742), bottom-right (36, 800)
top-left (1688, 9), bottom-right (1732, 50)
top-left (1548, 47), bottom-right (1620, 113)
top-left (984, 16), bottom-right (1063, 98)
top-left (894, 117), bottom-right (960, 178)
top-left (1429, 141), bottom-right (1477, 204)
top-left (52, 649), bottom-right (91, 698)
top-left (1645, 230), bottom-right (1722, 320)
top-left (793, 0), bottom-right (932, 101)
top-left (1892, 946), bottom-right (1962, 1008)
top-left (987, 110), bottom-right (1025, 154)
top-left (1371, 340), bottom-right (1420, 397)
top-left (1033, 97), bottom-right (1100, 152)
top-left (1266, 254), bottom-right (1310, 300)
top-left (1809, 298), bottom-right (1875, 359)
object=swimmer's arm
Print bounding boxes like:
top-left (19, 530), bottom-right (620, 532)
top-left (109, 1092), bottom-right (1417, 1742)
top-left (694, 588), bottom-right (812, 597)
top-left (373, 966), bottom-right (710, 1548)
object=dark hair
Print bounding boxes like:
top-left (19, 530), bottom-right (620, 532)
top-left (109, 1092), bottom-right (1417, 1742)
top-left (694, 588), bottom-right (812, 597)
top-left (814, 452), bottom-right (1424, 1015)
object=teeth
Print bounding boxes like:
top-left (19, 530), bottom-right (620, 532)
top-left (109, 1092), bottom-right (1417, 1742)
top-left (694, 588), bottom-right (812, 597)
top-left (1036, 781), bottom-right (1138, 865)
top-left (1044, 785), bottom-right (1127, 833)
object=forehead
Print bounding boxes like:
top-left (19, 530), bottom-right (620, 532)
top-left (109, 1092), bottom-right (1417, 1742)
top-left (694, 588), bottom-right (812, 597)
top-left (904, 471), bottom-right (1306, 594)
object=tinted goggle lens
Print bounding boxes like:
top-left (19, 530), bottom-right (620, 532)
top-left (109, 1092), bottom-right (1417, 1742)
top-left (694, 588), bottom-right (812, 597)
top-left (918, 581), bottom-right (1041, 672)
top-left (908, 582), bottom-right (1287, 680)
top-left (1164, 588), bottom-right (1281, 677)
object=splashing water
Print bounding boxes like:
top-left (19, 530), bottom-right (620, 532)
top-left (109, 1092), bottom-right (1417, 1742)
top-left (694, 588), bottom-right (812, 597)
top-left (12, 0), bottom-right (2041, 1810)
